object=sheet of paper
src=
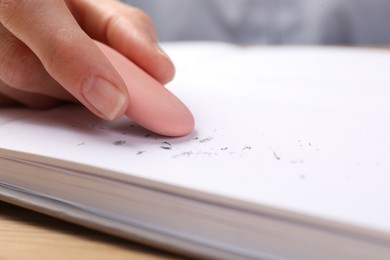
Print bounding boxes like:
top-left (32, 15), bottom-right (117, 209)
top-left (1, 43), bottom-right (390, 234)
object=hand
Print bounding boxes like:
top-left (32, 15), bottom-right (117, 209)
top-left (0, 0), bottom-right (175, 120)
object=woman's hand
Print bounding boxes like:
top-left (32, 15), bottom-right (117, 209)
top-left (0, 0), bottom-right (175, 120)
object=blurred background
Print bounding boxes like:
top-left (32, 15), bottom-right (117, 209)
top-left (123, 0), bottom-right (390, 45)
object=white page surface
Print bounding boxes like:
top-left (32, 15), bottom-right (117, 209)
top-left (1, 43), bottom-right (390, 234)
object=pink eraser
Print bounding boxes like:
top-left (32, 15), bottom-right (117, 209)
top-left (95, 41), bottom-right (194, 137)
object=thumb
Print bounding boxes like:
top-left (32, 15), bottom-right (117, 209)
top-left (0, 1), bottom-right (129, 120)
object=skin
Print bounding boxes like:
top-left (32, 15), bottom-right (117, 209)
top-left (0, 0), bottom-right (175, 121)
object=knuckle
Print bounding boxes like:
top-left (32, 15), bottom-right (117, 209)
top-left (0, 40), bottom-right (45, 89)
top-left (130, 8), bottom-right (154, 27)
top-left (41, 30), bottom-right (79, 76)
top-left (0, 0), bottom-right (23, 27)
top-left (124, 8), bottom-right (157, 41)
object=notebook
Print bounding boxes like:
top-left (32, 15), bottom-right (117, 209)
top-left (1, 42), bottom-right (390, 259)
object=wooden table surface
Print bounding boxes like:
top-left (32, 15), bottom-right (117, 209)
top-left (0, 201), bottom-right (178, 259)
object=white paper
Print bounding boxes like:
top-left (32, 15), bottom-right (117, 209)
top-left (1, 43), bottom-right (390, 235)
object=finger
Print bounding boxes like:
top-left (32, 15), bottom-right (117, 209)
top-left (0, 80), bottom-right (65, 109)
top-left (0, 0), bottom-right (129, 120)
top-left (66, 0), bottom-right (175, 84)
top-left (0, 92), bottom-right (18, 107)
top-left (0, 23), bottom-right (76, 102)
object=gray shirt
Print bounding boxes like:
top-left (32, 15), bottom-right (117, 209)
top-left (123, 0), bottom-right (390, 44)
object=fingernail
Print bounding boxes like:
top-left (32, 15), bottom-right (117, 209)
top-left (82, 77), bottom-right (126, 120)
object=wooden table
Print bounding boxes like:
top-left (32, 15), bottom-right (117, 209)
top-left (0, 201), bottom-right (178, 259)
